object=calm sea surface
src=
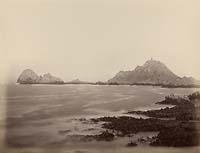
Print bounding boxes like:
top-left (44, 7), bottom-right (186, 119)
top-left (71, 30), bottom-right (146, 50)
top-left (0, 84), bottom-right (200, 153)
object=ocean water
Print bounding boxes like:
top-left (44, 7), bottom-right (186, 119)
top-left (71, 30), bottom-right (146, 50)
top-left (1, 84), bottom-right (200, 153)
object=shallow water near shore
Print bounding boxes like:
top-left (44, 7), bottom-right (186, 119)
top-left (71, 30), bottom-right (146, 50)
top-left (1, 84), bottom-right (200, 152)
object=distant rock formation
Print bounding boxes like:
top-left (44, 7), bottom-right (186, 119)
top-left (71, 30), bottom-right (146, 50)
top-left (65, 79), bottom-right (94, 84)
top-left (17, 69), bottom-right (64, 84)
top-left (67, 79), bottom-right (83, 84)
top-left (108, 59), bottom-right (199, 86)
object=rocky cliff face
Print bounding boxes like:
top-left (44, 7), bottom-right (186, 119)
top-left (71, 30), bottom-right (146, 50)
top-left (108, 59), bottom-right (198, 86)
top-left (17, 69), bottom-right (64, 84)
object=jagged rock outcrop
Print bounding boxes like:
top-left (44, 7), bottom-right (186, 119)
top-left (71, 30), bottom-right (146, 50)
top-left (108, 59), bottom-right (199, 86)
top-left (17, 69), bottom-right (64, 84)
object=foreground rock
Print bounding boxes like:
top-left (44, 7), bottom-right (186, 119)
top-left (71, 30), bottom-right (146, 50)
top-left (127, 141), bottom-right (137, 147)
top-left (151, 123), bottom-right (199, 146)
top-left (17, 69), bottom-right (64, 84)
top-left (129, 92), bottom-right (200, 120)
top-left (89, 92), bottom-right (200, 147)
top-left (90, 117), bottom-right (199, 147)
top-left (83, 131), bottom-right (115, 141)
top-left (91, 117), bottom-right (178, 136)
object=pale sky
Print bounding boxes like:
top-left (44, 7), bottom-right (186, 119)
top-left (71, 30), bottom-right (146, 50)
top-left (0, 0), bottom-right (200, 83)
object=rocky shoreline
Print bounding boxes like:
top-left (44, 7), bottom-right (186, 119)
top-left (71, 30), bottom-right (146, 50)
top-left (82, 92), bottom-right (200, 147)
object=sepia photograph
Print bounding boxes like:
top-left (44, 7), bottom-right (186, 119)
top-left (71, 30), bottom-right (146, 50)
top-left (0, 0), bottom-right (200, 153)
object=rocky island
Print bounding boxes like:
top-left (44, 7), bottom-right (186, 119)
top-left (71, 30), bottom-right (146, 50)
top-left (108, 59), bottom-right (200, 87)
top-left (17, 69), bottom-right (64, 84)
top-left (17, 59), bottom-right (200, 88)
